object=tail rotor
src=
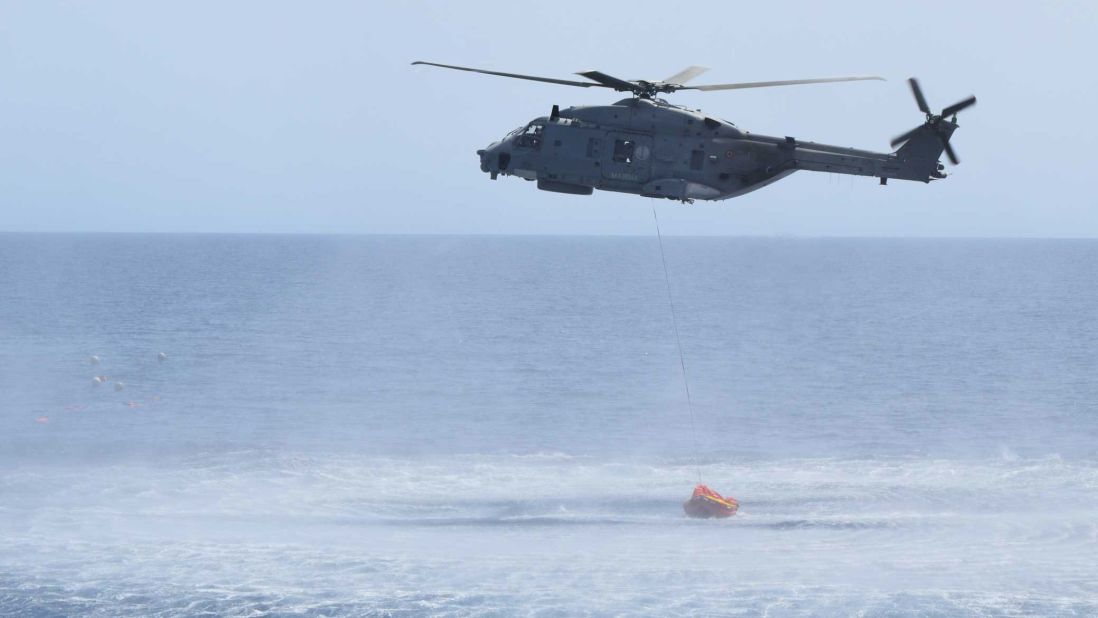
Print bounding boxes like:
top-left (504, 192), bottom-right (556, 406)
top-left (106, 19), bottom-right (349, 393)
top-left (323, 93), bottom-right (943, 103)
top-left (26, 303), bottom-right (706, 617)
top-left (891, 78), bottom-right (976, 164)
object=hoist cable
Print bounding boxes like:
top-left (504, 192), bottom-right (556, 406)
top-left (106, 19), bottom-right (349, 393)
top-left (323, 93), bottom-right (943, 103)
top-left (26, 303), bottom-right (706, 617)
top-left (651, 205), bottom-right (702, 483)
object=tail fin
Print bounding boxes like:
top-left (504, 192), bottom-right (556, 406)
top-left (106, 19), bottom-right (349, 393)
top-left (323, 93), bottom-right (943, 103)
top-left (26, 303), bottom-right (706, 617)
top-left (888, 76), bottom-right (974, 181)
top-left (894, 121), bottom-right (955, 182)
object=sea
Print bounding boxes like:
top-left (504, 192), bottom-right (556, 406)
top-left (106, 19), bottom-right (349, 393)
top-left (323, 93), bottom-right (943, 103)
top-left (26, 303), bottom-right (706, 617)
top-left (1, 234), bottom-right (1096, 616)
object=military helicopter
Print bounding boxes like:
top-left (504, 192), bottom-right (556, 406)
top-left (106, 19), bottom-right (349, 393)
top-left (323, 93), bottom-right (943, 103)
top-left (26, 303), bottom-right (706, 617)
top-left (412, 61), bottom-right (976, 202)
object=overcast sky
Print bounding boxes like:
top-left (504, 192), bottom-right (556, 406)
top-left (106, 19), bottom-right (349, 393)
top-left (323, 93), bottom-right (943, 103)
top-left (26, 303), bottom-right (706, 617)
top-left (1, 1), bottom-right (1095, 236)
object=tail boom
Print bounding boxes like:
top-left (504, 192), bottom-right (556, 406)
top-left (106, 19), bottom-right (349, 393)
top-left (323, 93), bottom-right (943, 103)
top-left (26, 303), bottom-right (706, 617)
top-left (773, 123), bottom-right (955, 184)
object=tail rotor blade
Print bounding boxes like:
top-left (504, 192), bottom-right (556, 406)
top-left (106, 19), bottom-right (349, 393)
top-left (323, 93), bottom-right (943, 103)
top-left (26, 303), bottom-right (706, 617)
top-left (890, 125), bottom-right (923, 149)
top-left (942, 139), bottom-right (960, 165)
top-left (908, 78), bottom-right (931, 115)
top-left (941, 95), bottom-right (977, 118)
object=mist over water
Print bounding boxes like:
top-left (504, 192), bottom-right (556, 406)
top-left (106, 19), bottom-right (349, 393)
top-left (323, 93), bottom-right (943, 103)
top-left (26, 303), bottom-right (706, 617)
top-left (2, 234), bottom-right (1096, 616)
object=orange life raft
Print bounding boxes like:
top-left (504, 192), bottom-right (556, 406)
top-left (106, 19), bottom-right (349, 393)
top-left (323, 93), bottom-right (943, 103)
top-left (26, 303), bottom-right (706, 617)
top-left (683, 484), bottom-right (739, 519)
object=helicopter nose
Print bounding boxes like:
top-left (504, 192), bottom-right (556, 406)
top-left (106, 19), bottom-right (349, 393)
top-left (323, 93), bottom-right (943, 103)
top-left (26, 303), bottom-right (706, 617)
top-left (477, 147), bottom-right (491, 173)
top-left (478, 143), bottom-right (507, 179)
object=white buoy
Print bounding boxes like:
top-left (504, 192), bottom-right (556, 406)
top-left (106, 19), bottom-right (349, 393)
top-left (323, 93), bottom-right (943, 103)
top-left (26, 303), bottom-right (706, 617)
top-left (157, 352), bottom-right (168, 362)
top-left (89, 355), bottom-right (101, 365)
top-left (114, 382), bottom-right (124, 392)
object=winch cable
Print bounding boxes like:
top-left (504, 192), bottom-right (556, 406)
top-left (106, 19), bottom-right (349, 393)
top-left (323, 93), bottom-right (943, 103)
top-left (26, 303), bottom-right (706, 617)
top-left (652, 205), bottom-right (702, 483)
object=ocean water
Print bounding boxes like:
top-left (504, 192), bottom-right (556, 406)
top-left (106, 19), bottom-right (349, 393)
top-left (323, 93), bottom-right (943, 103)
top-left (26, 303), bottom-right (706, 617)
top-left (1, 234), bottom-right (1096, 616)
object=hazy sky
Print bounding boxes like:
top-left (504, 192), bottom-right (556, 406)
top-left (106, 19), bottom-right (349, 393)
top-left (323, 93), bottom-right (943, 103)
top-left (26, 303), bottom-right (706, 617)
top-left (1, 1), bottom-right (1095, 236)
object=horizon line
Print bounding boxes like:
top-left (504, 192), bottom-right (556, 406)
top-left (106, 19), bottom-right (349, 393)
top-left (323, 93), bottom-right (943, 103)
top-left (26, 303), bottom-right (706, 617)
top-left (2, 230), bottom-right (1098, 241)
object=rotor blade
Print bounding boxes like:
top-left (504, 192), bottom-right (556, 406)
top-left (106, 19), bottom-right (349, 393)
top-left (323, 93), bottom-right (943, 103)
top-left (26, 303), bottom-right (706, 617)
top-left (661, 65), bottom-right (709, 85)
top-left (684, 75), bottom-right (884, 92)
top-left (942, 139), bottom-right (960, 165)
top-left (412, 61), bottom-right (610, 89)
top-left (890, 125), bottom-right (923, 149)
top-left (941, 95), bottom-right (977, 118)
top-left (576, 70), bottom-right (641, 92)
top-left (908, 78), bottom-right (931, 115)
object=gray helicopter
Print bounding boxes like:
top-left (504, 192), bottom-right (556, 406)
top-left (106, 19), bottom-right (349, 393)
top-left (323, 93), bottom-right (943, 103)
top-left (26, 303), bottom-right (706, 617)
top-left (413, 61), bottom-right (976, 203)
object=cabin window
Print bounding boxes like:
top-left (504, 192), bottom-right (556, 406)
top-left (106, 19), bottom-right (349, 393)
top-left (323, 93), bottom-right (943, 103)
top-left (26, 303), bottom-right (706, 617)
top-left (613, 139), bottom-right (635, 164)
top-left (690, 149), bottom-right (705, 170)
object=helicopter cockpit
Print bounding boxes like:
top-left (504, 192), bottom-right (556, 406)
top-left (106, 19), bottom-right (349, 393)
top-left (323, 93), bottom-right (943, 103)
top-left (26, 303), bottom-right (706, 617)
top-left (513, 121), bottom-right (544, 149)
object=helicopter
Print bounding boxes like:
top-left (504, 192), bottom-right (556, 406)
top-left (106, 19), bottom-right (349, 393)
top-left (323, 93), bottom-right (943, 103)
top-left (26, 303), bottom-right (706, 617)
top-left (412, 61), bottom-right (976, 203)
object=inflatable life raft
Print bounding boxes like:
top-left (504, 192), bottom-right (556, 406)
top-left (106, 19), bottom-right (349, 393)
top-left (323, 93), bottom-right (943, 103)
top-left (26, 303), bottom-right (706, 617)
top-left (683, 484), bottom-right (739, 518)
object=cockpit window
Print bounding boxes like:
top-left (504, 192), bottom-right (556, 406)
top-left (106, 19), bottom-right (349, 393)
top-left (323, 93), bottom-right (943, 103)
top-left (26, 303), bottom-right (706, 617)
top-left (516, 122), bottom-right (544, 149)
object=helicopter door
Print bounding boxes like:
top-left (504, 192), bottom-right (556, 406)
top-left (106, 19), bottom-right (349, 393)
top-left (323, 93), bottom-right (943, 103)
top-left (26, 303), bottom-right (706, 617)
top-left (603, 133), bottom-right (652, 183)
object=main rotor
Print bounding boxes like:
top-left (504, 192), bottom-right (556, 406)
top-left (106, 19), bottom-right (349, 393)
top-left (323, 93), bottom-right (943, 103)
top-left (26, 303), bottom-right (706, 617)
top-left (411, 61), bottom-right (884, 100)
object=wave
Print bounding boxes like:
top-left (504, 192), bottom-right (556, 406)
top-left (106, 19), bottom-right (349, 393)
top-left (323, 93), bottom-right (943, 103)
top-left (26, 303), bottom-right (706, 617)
top-left (4, 451), bottom-right (1097, 521)
top-left (3, 451), bottom-right (1097, 616)
top-left (3, 451), bottom-right (1096, 543)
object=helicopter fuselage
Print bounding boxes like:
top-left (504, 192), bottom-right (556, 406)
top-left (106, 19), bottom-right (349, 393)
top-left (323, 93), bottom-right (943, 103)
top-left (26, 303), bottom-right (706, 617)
top-left (478, 97), bottom-right (951, 202)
